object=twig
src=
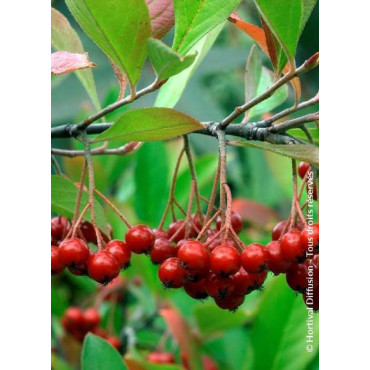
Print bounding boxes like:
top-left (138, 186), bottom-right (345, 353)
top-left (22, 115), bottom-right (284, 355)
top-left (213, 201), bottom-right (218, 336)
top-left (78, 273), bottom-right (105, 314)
top-left (217, 130), bottom-right (227, 227)
top-left (185, 181), bottom-right (196, 238)
top-left (72, 202), bottom-right (91, 237)
top-left (196, 210), bottom-right (221, 241)
top-left (71, 160), bottom-right (87, 231)
top-left (222, 183), bottom-right (233, 243)
top-left (269, 113), bottom-right (319, 133)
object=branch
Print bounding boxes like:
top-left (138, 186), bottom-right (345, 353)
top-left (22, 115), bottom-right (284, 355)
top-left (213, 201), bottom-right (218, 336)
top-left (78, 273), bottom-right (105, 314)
top-left (269, 113), bottom-right (319, 133)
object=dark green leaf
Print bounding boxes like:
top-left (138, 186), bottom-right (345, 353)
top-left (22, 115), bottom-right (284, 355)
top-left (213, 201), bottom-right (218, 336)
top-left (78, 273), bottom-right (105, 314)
top-left (65, 0), bottom-right (151, 86)
top-left (82, 334), bottom-right (127, 370)
top-left (172, 0), bottom-right (241, 55)
top-left (148, 38), bottom-right (197, 80)
top-left (94, 108), bottom-right (204, 143)
top-left (301, 1), bottom-right (317, 34)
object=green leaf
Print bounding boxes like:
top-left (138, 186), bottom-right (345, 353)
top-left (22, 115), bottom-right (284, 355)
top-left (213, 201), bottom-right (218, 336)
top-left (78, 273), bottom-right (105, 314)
top-left (194, 302), bottom-right (248, 337)
top-left (94, 108), bottom-right (204, 143)
top-left (65, 0), bottom-right (151, 86)
top-left (288, 127), bottom-right (319, 145)
top-left (249, 67), bottom-right (288, 118)
top-left (51, 285), bottom-right (68, 317)
top-left (254, 0), bottom-right (302, 73)
top-left (51, 354), bottom-right (73, 370)
top-left (155, 22), bottom-right (224, 108)
top-left (244, 45), bottom-right (262, 107)
top-left (243, 276), bottom-right (319, 370)
top-left (82, 334), bottom-right (127, 370)
top-left (301, 0), bottom-right (317, 35)
top-left (230, 141), bottom-right (319, 166)
top-left (51, 7), bottom-right (101, 110)
top-left (148, 38), bottom-right (197, 80)
top-left (134, 142), bottom-right (169, 225)
top-left (51, 175), bottom-right (108, 233)
top-left (172, 0), bottom-right (240, 54)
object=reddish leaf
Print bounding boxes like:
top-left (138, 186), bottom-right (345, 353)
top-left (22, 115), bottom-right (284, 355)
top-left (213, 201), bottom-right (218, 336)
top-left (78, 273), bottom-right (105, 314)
top-left (51, 51), bottom-right (96, 75)
top-left (260, 16), bottom-right (278, 70)
top-left (232, 198), bottom-right (279, 228)
top-left (109, 58), bottom-right (128, 100)
top-left (147, 0), bottom-right (174, 39)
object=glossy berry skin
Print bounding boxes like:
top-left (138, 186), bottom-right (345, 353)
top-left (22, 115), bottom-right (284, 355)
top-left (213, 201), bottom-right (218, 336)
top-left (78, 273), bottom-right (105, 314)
top-left (125, 225), bottom-right (155, 254)
top-left (206, 236), bottom-right (235, 252)
top-left (152, 228), bottom-right (169, 240)
top-left (158, 257), bottom-right (186, 288)
top-left (210, 245), bottom-right (241, 277)
top-left (51, 246), bottom-right (65, 275)
top-left (266, 241), bottom-right (291, 275)
top-left (106, 336), bottom-right (122, 350)
top-left (298, 162), bottom-right (311, 179)
top-left (271, 220), bottom-right (287, 241)
top-left (300, 224), bottom-right (319, 253)
top-left (147, 352), bottom-right (176, 364)
top-left (87, 251), bottom-right (121, 284)
top-left (184, 279), bottom-right (208, 299)
top-left (178, 241), bottom-right (209, 272)
top-left (215, 292), bottom-right (245, 311)
top-left (241, 244), bottom-right (269, 274)
top-left (149, 238), bottom-right (177, 264)
top-left (62, 307), bottom-right (85, 332)
top-left (286, 263), bottom-right (309, 293)
top-left (58, 238), bottom-right (90, 267)
top-left (167, 220), bottom-right (186, 242)
top-left (205, 273), bottom-right (234, 299)
top-left (233, 267), bottom-right (255, 296)
top-left (280, 230), bottom-right (304, 262)
top-left (216, 211), bottom-right (243, 234)
top-left (184, 264), bottom-right (209, 283)
top-left (68, 261), bottom-right (88, 276)
top-left (105, 240), bottom-right (131, 269)
top-left (83, 308), bottom-right (101, 330)
top-left (51, 216), bottom-right (71, 244)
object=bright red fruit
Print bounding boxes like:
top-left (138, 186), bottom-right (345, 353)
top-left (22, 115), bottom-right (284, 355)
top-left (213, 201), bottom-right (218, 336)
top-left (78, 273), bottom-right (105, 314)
top-left (58, 238), bottom-right (90, 267)
top-left (286, 263), bottom-right (309, 293)
top-left (241, 243), bottom-right (269, 273)
top-left (266, 241), bottom-right (291, 274)
top-left (149, 238), bottom-right (177, 264)
top-left (147, 352), bottom-right (176, 364)
top-left (280, 230), bottom-right (304, 262)
top-left (233, 267), bottom-right (254, 295)
top-left (152, 228), bottom-right (168, 240)
top-left (125, 225), bottom-right (155, 254)
top-left (216, 211), bottom-right (243, 234)
top-left (184, 279), bottom-right (208, 299)
top-left (51, 246), bottom-right (65, 275)
top-left (105, 240), bottom-right (131, 269)
top-left (106, 336), bottom-right (121, 350)
top-left (271, 220), bottom-right (287, 241)
top-left (298, 162), bottom-right (311, 179)
top-left (210, 245), bottom-right (241, 277)
top-left (300, 224), bottom-right (319, 254)
top-left (61, 307), bottom-right (85, 332)
top-left (158, 257), bottom-right (186, 288)
top-left (83, 308), bottom-right (101, 330)
top-left (178, 241), bottom-right (209, 271)
top-left (51, 216), bottom-right (71, 243)
top-left (205, 273), bottom-right (234, 299)
top-left (87, 251), bottom-right (121, 284)
top-left (215, 292), bottom-right (245, 311)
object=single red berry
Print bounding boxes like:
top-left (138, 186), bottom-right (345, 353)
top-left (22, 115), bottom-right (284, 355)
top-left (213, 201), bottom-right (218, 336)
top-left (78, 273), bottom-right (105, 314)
top-left (303, 285), bottom-right (319, 311)
top-left (51, 216), bottom-right (71, 243)
top-left (79, 221), bottom-right (96, 243)
top-left (58, 238), bottom-right (90, 267)
top-left (68, 261), bottom-right (89, 276)
top-left (298, 162), bottom-right (311, 179)
top-left (300, 224), bottom-right (319, 254)
top-left (184, 279), bottom-right (208, 299)
top-left (106, 336), bottom-right (121, 350)
top-left (233, 267), bottom-right (255, 295)
top-left (184, 264), bottom-right (209, 282)
top-left (91, 327), bottom-right (108, 339)
top-left (178, 241), bottom-right (209, 272)
top-left (152, 228), bottom-right (169, 240)
top-left (216, 211), bottom-right (243, 234)
top-left (271, 220), bottom-right (287, 241)
top-left (210, 245), bottom-right (241, 277)
top-left (167, 220), bottom-right (186, 242)
top-left (158, 257), bottom-right (187, 288)
top-left (125, 225), bottom-right (155, 254)
top-left (105, 240), bottom-right (131, 269)
top-left (88, 251), bottom-right (121, 284)
top-left (215, 292), bottom-right (245, 311)
top-left (192, 213), bottom-right (205, 231)
top-left (205, 273), bottom-right (234, 299)
top-left (62, 307), bottom-right (85, 332)
top-left (206, 236), bottom-right (235, 252)
top-left (280, 230), bottom-right (304, 262)
top-left (241, 243), bottom-right (269, 274)
top-left (266, 241), bottom-right (291, 275)
top-left (51, 246), bottom-right (65, 275)
top-left (286, 263), bottom-right (309, 293)
top-left (149, 238), bottom-right (177, 264)
top-left (147, 352), bottom-right (176, 364)
top-left (83, 308), bottom-right (101, 330)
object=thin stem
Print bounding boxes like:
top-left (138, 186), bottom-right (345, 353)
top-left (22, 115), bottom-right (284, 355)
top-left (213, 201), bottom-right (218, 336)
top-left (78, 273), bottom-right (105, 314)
top-left (200, 195), bottom-right (219, 212)
top-left (204, 161), bottom-right (220, 224)
top-left (183, 135), bottom-right (203, 221)
top-left (72, 202), bottom-right (91, 237)
top-left (71, 160), bottom-right (87, 230)
top-left (94, 189), bottom-right (132, 229)
top-left (51, 155), bottom-right (63, 176)
top-left (196, 210), bottom-right (221, 241)
top-left (204, 226), bottom-right (225, 248)
top-left (217, 130), bottom-right (227, 227)
top-left (222, 183), bottom-right (233, 243)
top-left (269, 113), bottom-right (319, 133)
top-left (158, 148), bottom-right (185, 230)
top-left (229, 227), bottom-right (245, 252)
top-left (185, 180), bottom-right (196, 238)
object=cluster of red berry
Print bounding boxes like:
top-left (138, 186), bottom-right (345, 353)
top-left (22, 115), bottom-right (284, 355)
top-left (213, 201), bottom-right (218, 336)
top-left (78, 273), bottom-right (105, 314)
top-left (61, 307), bottom-right (121, 349)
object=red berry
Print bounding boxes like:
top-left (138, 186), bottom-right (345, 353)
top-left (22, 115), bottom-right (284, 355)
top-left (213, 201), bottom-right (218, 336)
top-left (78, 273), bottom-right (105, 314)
top-left (167, 220), bottom-right (196, 242)
top-left (215, 292), bottom-right (245, 311)
top-left (300, 224), bottom-right (319, 255)
top-left (83, 308), bottom-right (101, 330)
top-left (58, 238), bottom-right (90, 267)
top-left (68, 261), bottom-right (89, 276)
top-left (286, 263), bottom-right (309, 293)
top-left (210, 245), bottom-right (241, 277)
top-left (106, 336), bottom-right (121, 350)
top-left (62, 307), bottom-right (85, 332)
top-left (233, 267), bottom-right (255, 295)
top-left (192, 213), bottom-right (205, 231)
top-left (158, 257), bottom-right (186, 288)
top-left (266, 241), bottom-right (291, 275)
top-left (125, 225), bottom-right (155, 254)
top-left (205, 273), bottom-right (234, 299)
top-left (241, 243), bottom-right (269, 273)
top-left (88, 251), bottom-right (121, 284)
top-left (105, 240), bottom-right (131, 269)
top-left (271, 220), bottom-right (287, 241)
top-left (206, 236), bottom-right (235, 252)
top-left (216, 211), bottom-right (243, 234)
top-left (147, 352), bottom-right (176, 364)
top-left (149, 238), bottom-right (177, 264)
top-left (51, 216), bottom-right (71, 243)
top-left (178, 241), bottom-right (209, 272)
top-left (280, 230), bottom-right (304, 262)
top-left (51, 246), bottom-right (65, 275)
top-left (298, 162), bottom-right (311, 179)
top-left (184, 279), bottom-right (208, 299)
top-left (152, 228), bottom-right (169, 240)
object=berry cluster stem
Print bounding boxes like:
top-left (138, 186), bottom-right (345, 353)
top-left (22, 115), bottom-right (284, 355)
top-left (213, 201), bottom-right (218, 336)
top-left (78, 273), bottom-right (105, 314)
top-left (71, 160), bottom-right (87, 230)
top-left (217, 130), bottom-right (227, 229)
